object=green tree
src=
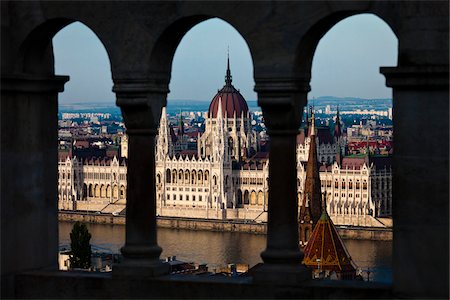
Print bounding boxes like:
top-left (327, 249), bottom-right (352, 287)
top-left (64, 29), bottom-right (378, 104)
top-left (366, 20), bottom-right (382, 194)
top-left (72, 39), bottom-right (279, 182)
top-left (69, 221), bottom-right (92, 269)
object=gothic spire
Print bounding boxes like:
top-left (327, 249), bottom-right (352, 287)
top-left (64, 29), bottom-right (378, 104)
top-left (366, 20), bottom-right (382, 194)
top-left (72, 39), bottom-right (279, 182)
top-left (299, 106), bottom-right (323, 245)
top-left (225, 49), bottom-right (232, 86)
top-left (334, 105), bottom-right (342, 139)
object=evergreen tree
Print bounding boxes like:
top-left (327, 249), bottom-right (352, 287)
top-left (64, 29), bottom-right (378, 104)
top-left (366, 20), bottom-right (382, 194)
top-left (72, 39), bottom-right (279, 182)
top-left (69, 221), bottom-right (92, 269)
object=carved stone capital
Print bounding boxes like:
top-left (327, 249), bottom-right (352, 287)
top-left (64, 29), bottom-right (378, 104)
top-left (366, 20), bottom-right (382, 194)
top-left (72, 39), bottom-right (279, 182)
top-left (1, 75), bottom-right (69, 93)
top-left (255, 78), bottom-right (310, 135)
top-left (380, 65), bottom-right (449, 89)
top-left (113, 78), bottom-right (169, 134)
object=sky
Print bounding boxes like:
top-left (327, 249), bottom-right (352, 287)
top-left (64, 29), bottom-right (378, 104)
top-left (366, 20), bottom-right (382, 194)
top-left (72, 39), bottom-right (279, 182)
top-left (53, 14), bottom-right (397, 104)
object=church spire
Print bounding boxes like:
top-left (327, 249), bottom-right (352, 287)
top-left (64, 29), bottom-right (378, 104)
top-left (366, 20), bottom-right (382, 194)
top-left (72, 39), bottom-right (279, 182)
top-left (334, 105), bottom-right (342, 139)
top-left (225, 49), bottom-right (232, 86)
top-left (299, 106), bottom-right (323, 246)
top-left (310, 106), bottom-right (316, 136)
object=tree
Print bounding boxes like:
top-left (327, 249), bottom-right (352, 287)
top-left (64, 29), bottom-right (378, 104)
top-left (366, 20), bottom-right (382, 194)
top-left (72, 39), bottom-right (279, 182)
top-left (69, 221), bottom-right (92, 269)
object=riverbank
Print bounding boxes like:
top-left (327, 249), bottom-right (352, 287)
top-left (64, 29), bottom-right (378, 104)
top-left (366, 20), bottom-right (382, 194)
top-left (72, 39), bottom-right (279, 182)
top-left (58, 211), bottom-right (392, 240)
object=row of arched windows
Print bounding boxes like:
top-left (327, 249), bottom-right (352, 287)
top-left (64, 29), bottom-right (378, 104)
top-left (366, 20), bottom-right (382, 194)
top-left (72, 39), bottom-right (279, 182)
top-left (82, 183), bottom-right (126, 200)
top-left (236, 189), bottom-right (264, 206)
top-left (164, 169), bottom-right (210, 185)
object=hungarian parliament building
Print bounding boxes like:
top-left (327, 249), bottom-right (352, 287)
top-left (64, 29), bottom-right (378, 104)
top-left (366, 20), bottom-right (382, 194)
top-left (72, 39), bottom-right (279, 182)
top-left (58, 61), bottom-right (392, 227)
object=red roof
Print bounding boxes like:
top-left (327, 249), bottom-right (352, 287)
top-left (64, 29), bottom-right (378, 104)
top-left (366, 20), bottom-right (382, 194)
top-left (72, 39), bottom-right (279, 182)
top-left (303, 211), bottom-right (357, 277)
top-left (208, 58), bottom-right (248, 118)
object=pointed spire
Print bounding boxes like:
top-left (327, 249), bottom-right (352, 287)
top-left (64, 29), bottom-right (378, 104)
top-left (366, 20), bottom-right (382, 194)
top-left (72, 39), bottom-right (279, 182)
top-left (178, 109), bottom-right (184, 136)
top-left (334, 105), bottom-right (342, 139)
top-left (310, 106), bottom-right (316, 136)
top-left (225, 49), bottom-right (232, 86)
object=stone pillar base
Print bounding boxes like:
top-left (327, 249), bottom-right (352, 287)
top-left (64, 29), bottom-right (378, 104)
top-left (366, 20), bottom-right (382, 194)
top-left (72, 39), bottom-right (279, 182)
top-left (252, 263), bottom-right (311, 285)
top-left (113, 259), bottom-right (170, 278)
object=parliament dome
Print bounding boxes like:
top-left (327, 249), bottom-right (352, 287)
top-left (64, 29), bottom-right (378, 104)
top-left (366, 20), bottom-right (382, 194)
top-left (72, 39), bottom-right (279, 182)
top-left (208, 58), bottom-right (249, 118)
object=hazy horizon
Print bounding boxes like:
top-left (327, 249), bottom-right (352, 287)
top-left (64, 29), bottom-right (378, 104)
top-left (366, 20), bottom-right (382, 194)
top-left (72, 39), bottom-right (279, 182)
top-left (54, 15), bottom-right (397, 104)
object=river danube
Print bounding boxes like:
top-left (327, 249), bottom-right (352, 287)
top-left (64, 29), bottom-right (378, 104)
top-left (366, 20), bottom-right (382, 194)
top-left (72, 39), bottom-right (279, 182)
top-left (59, 222), bottom-right (392, 283)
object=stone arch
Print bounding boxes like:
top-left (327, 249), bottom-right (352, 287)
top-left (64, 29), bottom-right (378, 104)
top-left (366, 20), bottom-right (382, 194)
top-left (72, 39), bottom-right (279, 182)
top-left (149, 17), bottom-right (255, 82)
top-left (16, 18), bottom-right (114, 78)
top-left (293, 12), bottom-right (398, 77)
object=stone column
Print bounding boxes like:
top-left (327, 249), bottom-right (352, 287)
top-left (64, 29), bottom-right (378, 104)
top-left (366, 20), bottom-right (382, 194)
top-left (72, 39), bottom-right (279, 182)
top-left (252, 78), bottom-right (311, 284)
top-left (112, 79), bottom-right (169, 277)
top-left (381, 66), bottom-right (449, 298)
top-left (1, 75), bottom-right (69, 298)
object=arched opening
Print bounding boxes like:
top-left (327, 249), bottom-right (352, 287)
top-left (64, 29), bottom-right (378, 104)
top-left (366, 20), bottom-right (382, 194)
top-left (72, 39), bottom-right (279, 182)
top-left (237, 189), bottom-right (243, 205)
top-left (157, 173), bottom-right (162, 185)
top-left (257, 191), bottom-right (264, 205)
top-left (106, 185), bottom-right (111, 198)
top-left (250, 191), bottom-right (257, 205)
top-left (120, 185), bottom-right (126, 199)
top-left (297, 13), bottom-right (397, 282)
top-left (100, 184), bottom-right (106, 198)
top-left (243, 190), bottom-right (250, 205)
top-left (166, 169), bottom-right (171, 183)
top-left (82, 184), bottom-right (87, 200)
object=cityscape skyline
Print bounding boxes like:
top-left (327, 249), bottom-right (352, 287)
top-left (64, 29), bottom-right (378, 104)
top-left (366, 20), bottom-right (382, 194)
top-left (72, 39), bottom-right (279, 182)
top-left (53, 15), bottom-right (397, 104)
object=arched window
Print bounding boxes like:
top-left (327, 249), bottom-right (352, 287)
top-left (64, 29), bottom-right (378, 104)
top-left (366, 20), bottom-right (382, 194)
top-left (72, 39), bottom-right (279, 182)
top-left (204, 171), bottom-right (209, 184)
top-left (88, 184), bottom-right (93, 198)
top-left (172, 169), bottom-right (177, 184)
top-left (82, 184), bottom-right (87, 200)
top-left (244, 190), bottom-right (249, 205)
top-left (191, 170), bottom-right (197, 184)
top-left (213, 175), bottom-right (217, 186)
top-left (363, 180), bottom-right (368, 190)
top-left (120, 185), bottom-right (126, 199)
top-left (237, 190), bottom-right (243, 205)
top-left (157, 173), bottom-right (161, 184)
top-left (198, 170), bottom-right (203, 184)
top-left (257, 191), bottom-right (264, 205)
top-left (166, 169), bottom-right (171, 183)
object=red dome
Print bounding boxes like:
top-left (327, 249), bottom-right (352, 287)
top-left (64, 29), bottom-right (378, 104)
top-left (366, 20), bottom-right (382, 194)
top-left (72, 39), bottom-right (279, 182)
top-left (208, 58), bottom-right (249, 118)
